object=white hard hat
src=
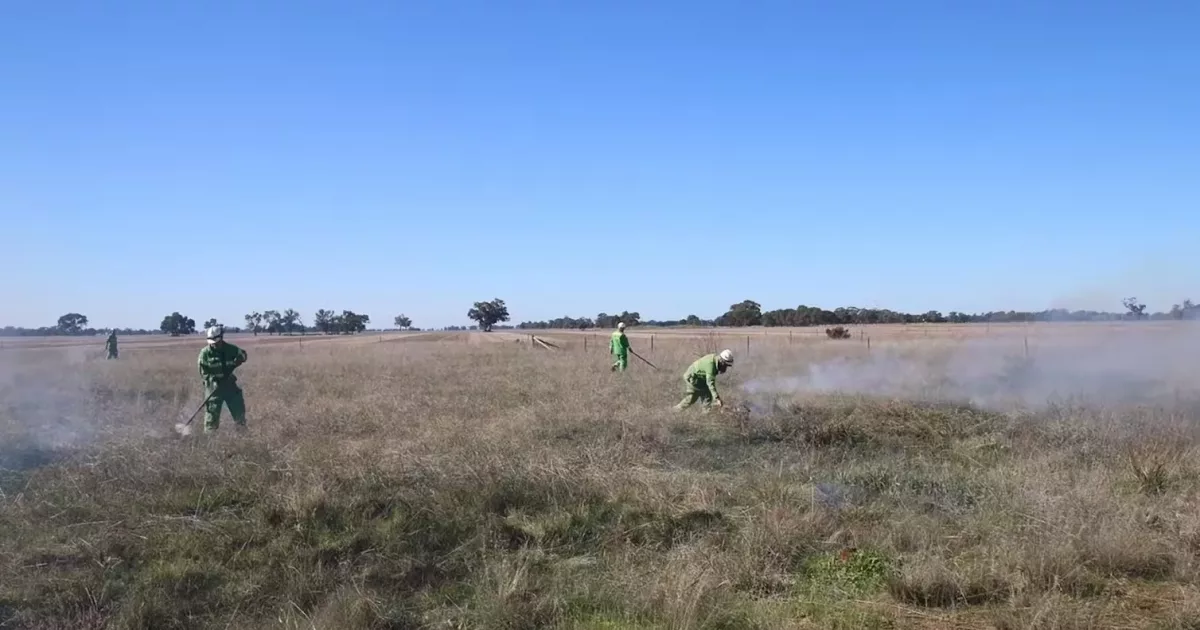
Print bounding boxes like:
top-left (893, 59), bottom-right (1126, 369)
top-left (205, 325), bottom-right (224, 344)
top-left (719, 349), bottom-right (734, 364)
top-left (617, 322), bottom-right (625, 330)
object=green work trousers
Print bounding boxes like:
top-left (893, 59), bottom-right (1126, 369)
top-left (204, 382), bottom-right (247, 433)
top-left (106, 349), bottom-right (118, 360)
top-left (674, 377), bottom-right (714, 411)
top-left (611, 353), bottom-right (628, 372)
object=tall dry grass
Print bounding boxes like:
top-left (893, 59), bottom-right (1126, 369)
top-left (2, 331), bottom-right (1200, 629)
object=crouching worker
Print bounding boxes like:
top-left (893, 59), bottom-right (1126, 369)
top-left (673, 349), bottom-right (734, 412)
top-left (198, 325), bottom-right (248, 433)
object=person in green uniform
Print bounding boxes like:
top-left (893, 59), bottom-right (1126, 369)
top-left (673, 349), bottom-right (734, 411)
top-left (610, 322), bottom-right (631, 372)
top-left (197, 325), bottom-right (248, 433)
top-left (104, 330), bottom-right (118, 360)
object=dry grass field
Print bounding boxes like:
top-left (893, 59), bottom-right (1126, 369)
top-left (4, 323), bottom-right (1200, 629)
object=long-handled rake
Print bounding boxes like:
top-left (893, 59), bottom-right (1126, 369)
top-left (629, 349), bottom-right (659, 370)
top-left (174, 384), bottom-right (221, 436)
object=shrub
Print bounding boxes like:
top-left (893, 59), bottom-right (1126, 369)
top-left (826, 326), bottom-right (852, 339)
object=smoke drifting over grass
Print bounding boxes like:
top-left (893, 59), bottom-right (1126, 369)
top-left (742, 327), bottom-right (1200, 411)
top-left (0, 347), bottom-right (102, 469)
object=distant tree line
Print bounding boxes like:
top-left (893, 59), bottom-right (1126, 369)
top-left (5, 297), bottom-right (1198, 337)
top-left (439, 324), bottom-right (516, 331)
top-left (241, 309), bottom-right (386, 335)
top-left (0, 313), bottom-right (165, 337)
top-left (516, 297), bottom-right (1200, 329)
top-left (516, 311), bottom-right (719, 330)
top-left (1, 308), bottom-right (383, 337)
top-left (0, 313), bottom-right (224, 337)
top-left (709, 297), bottom-right (1199, 326)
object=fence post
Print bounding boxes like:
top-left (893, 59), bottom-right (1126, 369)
top-left (867, 336), bottom-right (871, 352)
top-left (651, 335), bottom-right (655, 353)
top-left (584, 336), bottom-right (588, 352)
top-left (746, 335), bottom-right (750, 355)
top-left (1024, 336), bottom-right (1029, 359)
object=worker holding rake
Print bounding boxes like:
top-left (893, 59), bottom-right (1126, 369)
top-left (673, 349), bottom-right (734, 412)
top-left (610, 322), bottom-right (631, 372)
top-left (197, 325), bottom-right (248, 433)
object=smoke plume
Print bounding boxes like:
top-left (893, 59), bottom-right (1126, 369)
top-left (0, 346), bottom-right (102, 469)
top-left (741, 327), bottom-right (1200, 412)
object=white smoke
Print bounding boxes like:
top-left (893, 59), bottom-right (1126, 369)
top-left (0, 346), bottom-right (102, 469)
top-left (741, 328), bottom-right (1200, 411)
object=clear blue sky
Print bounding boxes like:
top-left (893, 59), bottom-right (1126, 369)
top-left (3, 1), bottom-right (1197, 329)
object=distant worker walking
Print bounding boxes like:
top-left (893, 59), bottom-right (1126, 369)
top-left (197, 325), bottom-right (249, 433)
top-left (673, 349), bottom-right (734, 411)
top-left (610, 322), bottom-right (631, 372)
top-left (104, 330), bottom-right (118, 360)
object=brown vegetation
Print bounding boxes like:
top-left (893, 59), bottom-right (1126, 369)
top-left (2, 329), bottom-right (1200, 628)
top-left (825, 326), bottom-right (852, 339)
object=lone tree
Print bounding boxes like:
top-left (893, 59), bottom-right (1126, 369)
top-left (203, 318), bottom-right (219, 329)
top-left (281, 309), bottom-right (302, 334)
top-left (394, 314), bottom-right (412, 330)
top-left (56, 313), bottom-right (89, 335)
top-left (262, 310), bottom-right (282, 335)
top-left (1123, 297), bottom-right (1147, 320)
top-left (160, 312), bottom-right (197, 336)
top-left (467, 299), bottom-right (510, 332)
top-left (717, 300), bottom-right (763, 327)
top-left (314, 309), bottom-right (335, 334)
top-left (244, 312), bottom-right (263, 336)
